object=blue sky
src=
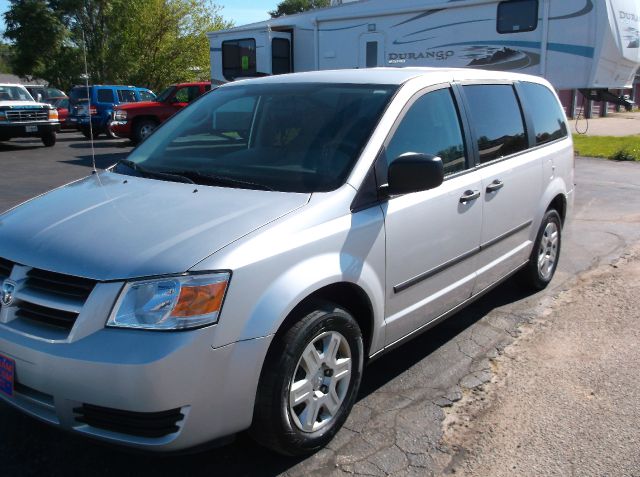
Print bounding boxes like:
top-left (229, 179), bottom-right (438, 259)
top-left (0, 0), bottom-right (280, 35)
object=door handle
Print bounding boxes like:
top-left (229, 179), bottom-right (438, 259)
top-left (486, 180), bottom-right (504, 193)
top-left (459, 190), bottom-right (481, 203)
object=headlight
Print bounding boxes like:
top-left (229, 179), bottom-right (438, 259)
top-left (0, 111), bottom-right (5, 121)
top-left (48, 108), bottom-right (58, 120)
top-left (107, 273), bottom-right (230, 330)
top-left (114, 110), bottom-right (127, 121)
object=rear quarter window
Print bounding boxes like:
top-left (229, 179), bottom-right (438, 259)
top-left (518, 82), bottom-right (568, 145)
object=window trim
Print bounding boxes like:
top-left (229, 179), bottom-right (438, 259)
top-left (222, 38), bottom-right (258, 81)
top-left (497, 0), bottom-right (539, 35)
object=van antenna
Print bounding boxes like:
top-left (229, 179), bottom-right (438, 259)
top-left (82, 29), bottom-right (97, 173)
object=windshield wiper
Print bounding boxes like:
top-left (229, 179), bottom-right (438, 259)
top-left (160, 169), bottom-right (274, 191)
top-left (114, 159), bottom-right (195, 184)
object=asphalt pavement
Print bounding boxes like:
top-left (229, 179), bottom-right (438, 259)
top-left (0, 133), bottom-right (639, 476)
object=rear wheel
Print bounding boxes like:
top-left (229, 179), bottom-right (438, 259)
top-left (41, 132), bottom-right (56, 147)
top-left (250, 301), bottom-right (363, 456)
top-left (518, 209), bottom-right (562, 290)
top-left (133, 119), bottom-right (158, 144)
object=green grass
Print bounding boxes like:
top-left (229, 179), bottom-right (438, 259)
top-left (573, 135), bottom-right (640, 161)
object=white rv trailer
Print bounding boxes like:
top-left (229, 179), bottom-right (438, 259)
top-left (208, 0), bottom-right (640, 98)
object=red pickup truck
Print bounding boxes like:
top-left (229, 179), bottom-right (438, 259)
top-left (110, 81), bottom-right (211, 143)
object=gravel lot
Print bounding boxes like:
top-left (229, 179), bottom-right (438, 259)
top-left (1, 134), bottom-right (639, 476)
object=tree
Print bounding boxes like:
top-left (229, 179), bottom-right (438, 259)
top-left (3, 0), bottom-right (232, 91)
top-left (119, 0), bottom-right (233, 91)
top-left (0, 43), bottom-right (13, 74)
top-left (269, 0), bottom-right (330, 18)
top-left (3, 0), bottom-right (77, 85)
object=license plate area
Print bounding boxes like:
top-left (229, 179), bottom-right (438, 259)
top-left (0, 354), bottom-right (15, 397)
top-left (25, 125), bottom-right (38, 133)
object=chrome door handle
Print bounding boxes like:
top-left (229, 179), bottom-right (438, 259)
top-left (486, 180), bottom-right (504, 193)
top-left (459, 190), bottom-right (481, 203)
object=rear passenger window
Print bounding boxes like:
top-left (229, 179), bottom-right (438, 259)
top-left (463, 84), bottom-right (527, 163)
top-left (97, 89), bottom-right (115, 103)
top-left (519, 82), bottom-right (568, 145)
top-left (118, 90), bottom-right (137, 103)
top-left (386, 88), bottom-right (467, 176)
top-left (497, 0), bottom-right (538, 34)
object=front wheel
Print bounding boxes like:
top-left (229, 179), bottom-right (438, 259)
top-left (41, 132), bottom-right (56, 147)
top-left (518, 209), bottom-right (562, 290)
top-left (250, 301), bottom-right (364, 456)
top-left (133, 119), bottom-right (158, 144)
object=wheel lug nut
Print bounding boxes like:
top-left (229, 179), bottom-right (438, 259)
top-left (320, 385), bottom-right (328, 393)
top-left (324, 369), bottom-right (333, 377)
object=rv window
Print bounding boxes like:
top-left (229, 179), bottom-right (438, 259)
top-left (272, 38), bottom-right (291, 75)
top-left (386, 88), bottom-right (467, 176)
top-left (518, 82), bottom-right (568, 146)
top-left (462, 84), bottom-right (527, 163)
top-left (497, 0), bottom-right (538, 34)
top-left (366, 42), bottom-right (378, 68)
top-left (222, 38), bottom-right (258, 80)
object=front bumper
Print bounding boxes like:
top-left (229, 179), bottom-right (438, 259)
top-left (0, 121), bottom-right (60, 139)
top-left (109, 120), bottom-right (132, 138)
top-left (0, 324), bottom-right (272, 451)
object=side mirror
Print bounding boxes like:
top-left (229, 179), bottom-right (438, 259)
top-left (386, 153), bottom-right (444, 195)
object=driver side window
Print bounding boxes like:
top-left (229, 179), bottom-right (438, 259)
top-left (386, 88), bottom-right (467, 177)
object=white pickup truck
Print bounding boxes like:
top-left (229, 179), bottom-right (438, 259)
top-left (0, 83), bottom-right (60, 147)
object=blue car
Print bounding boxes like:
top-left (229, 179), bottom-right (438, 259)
top-left (68, 85), bottom-right (155, 138)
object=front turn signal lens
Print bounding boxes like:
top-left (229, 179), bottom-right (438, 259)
top-left (172, 282), bottom-right (227, 317)
top-left (48, 109), bottom-right (59, 120)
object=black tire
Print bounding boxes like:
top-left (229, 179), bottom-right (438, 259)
top-left (250, 301), bottom-right (364, 456)
top-left (81, 128), bottom-right (100, 139)
top-left (41, 132), bottom-right (56, 147)
top-left (133, 119), bottom-right (158, 144)
top-left (518, 209), bottom-right (562, 290)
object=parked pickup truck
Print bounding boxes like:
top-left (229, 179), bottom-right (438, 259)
top-left (0, 84), bottom-right (60, 147)
top-left (110, 81), bottom-right (211, 143)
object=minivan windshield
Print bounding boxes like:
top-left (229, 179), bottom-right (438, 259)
top-left (120, 82), bottom-right (398, 192)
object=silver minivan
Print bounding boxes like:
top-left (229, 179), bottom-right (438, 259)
top-left (0, 68), bottom-right (573, 455)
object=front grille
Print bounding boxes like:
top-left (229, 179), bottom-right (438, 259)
top-left (15, 301), bottom-right (78, 330)
top-left (0, 257), bottom-right (13, 280)
top-left (5, 109), bottom-right (48, 122)
top-left (74, 404), bottom-right (185, 438)
top-left (25, 268), bottom-right (96, 301)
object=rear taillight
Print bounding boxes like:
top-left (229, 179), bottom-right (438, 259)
top-left (89, 106), bottom-right (97, 115)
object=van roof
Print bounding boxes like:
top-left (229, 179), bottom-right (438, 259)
top-left (224, 67), bottom-right (550, 87)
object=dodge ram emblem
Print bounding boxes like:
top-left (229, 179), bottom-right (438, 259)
top-left (1, 280), bottom-right (15, 307)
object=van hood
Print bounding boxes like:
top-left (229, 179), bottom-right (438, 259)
top-left (0, 172), bottom-right (310, 281)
